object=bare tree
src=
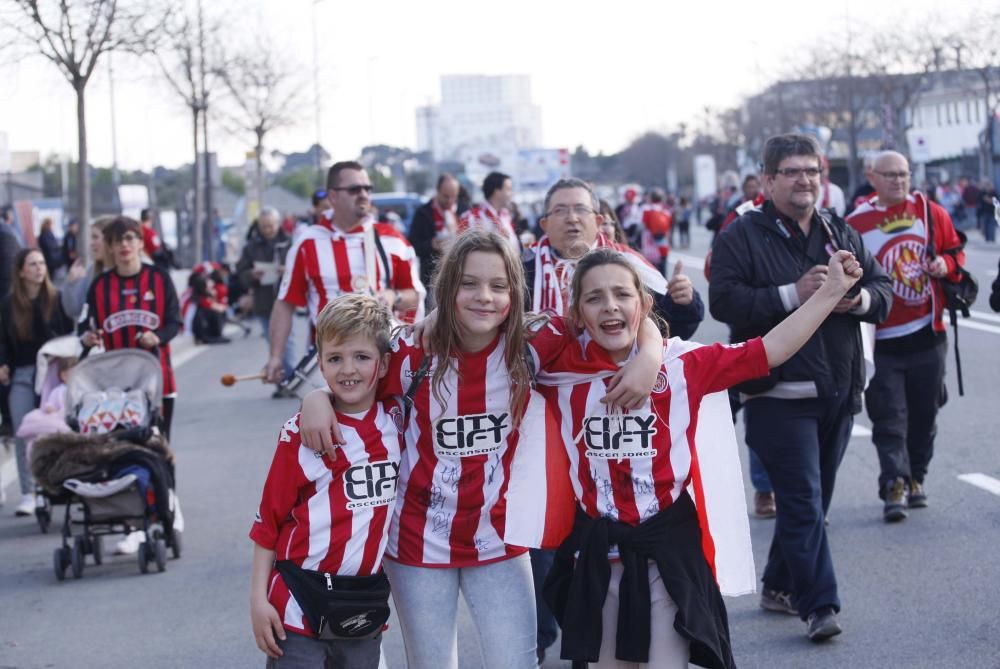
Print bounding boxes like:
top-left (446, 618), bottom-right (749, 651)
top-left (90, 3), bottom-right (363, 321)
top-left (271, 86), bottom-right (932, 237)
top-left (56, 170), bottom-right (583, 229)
top-left (950, 9), bottom-right (1000, 180)
top-left (157, 0), bottom-right (225, 264)
top-left (2, 0), bottom-right (160, 263)
top-left (218, 44), bottom-right (301, 213)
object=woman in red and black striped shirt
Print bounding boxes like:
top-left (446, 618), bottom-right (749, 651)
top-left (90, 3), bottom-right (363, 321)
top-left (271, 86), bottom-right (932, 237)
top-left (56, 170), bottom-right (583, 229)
top-left (80, 217), bottom-right (182, 438)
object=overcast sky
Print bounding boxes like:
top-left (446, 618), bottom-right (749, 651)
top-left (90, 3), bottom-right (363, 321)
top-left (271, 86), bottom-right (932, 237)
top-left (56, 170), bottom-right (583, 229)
top-left (0, 0), bottom-right (986, 171)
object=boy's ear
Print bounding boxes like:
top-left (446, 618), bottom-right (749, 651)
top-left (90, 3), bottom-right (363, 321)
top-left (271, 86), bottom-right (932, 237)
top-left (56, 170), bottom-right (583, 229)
top-left (377, 352), bottom-right (390, 380)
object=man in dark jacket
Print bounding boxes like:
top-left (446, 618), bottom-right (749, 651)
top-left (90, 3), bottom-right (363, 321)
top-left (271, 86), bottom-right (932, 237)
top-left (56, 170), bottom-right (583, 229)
top-left (407, 173), bottom-right (459, 303)
top-left (709, 134), bottom-right (891, 642)
top-left (237, 207), bottom-right (292, 383)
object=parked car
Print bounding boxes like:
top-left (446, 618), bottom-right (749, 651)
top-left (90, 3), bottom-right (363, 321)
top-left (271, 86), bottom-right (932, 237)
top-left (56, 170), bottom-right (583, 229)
top-left (371, 192), bottom-right (423, 234)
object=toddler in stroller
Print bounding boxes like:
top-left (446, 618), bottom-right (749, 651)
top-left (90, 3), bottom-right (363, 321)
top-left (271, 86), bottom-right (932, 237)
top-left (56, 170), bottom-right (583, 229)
top-left (30, 348), bottom-right (182, 579)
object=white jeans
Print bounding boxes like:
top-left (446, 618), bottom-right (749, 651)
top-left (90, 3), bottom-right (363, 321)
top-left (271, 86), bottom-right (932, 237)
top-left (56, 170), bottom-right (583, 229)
top-left (593, 562), bottom-right (689, 669)
top-left (383, 553), bottom-right (537, 669)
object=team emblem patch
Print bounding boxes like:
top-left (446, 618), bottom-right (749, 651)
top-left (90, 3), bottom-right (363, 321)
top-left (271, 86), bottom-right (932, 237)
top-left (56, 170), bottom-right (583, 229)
top-left (143, 290), bottom-right (155, 301)
top-left (652, 372), bottom-right (668, 394)
top-left (388, 404), bottom-right (405, 433)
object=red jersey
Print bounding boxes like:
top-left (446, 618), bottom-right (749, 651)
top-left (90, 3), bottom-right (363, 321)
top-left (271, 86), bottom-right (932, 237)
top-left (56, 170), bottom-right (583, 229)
top-left (458, 203), bottom-right (520, 251)
top-left (537, 335), bottom-right (769, 526)
top-left (277, 217), bottom-right (425, 324)
top-left (85, 265), bottom-right (181, 396)
top-left (381, 319), bottom-right (581, 567)
top-left (141, 224), bottom-right (162, 259)
top-left (847, 193), bottom-right (965, 338)
top-left (249, 402), bottom-right (404, 636)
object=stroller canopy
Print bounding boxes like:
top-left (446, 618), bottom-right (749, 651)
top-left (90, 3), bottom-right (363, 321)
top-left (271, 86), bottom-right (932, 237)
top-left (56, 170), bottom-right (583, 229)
top-left (65, 349), bottom-right (164, 422)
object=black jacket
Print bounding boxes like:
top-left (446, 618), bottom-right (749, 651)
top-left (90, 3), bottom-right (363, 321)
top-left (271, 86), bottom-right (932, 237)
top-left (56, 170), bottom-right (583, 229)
top-left (236, 229), bottom-right (291, 318)
top-left (544, 493), bottom-right (734, 668)
top-left (0, 293), bottom-right (74, 369)
top-left (522, 248), bottom-right (704, 340)
top-left (407, 200), bottom-right (441, 289)
top-left (709, 201), bottom-right (891, 413)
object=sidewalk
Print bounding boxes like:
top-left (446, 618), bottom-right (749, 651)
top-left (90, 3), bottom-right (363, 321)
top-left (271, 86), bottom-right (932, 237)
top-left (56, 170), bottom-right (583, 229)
top-left (1, 270), bottom-right (200, 505)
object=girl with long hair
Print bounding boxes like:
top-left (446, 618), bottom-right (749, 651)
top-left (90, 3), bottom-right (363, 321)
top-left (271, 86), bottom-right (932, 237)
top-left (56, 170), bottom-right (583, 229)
top-left (0, 249), bottom-right (73, 516)
top-left (536, 247), bottom-right (863, 668)
top-left (62, 217), bottom-right (114, 321)
top-left (296, 229), bottom-right (662, 669)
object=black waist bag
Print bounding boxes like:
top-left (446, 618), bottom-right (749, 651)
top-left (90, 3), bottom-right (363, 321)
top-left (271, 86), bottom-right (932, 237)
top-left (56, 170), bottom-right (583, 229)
top-left (275, 561), bottom-right (391, 640)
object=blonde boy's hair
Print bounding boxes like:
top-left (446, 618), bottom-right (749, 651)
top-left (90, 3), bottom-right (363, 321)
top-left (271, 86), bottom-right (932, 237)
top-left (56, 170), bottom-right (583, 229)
top-left (314, 294), bottom-right (393, 355)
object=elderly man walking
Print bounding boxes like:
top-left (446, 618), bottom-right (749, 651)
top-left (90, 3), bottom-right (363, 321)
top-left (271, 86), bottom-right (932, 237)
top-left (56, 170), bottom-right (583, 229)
top-left (710, 134), bottom-right (891, 641)
top-left (846, 151), bottom-right (966, 521)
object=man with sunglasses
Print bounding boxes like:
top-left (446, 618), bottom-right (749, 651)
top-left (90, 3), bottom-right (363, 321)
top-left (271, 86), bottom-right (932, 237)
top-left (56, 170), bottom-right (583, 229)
top-left (709, 134), bottom-right (891, 642)
top-left (264, 161), bottom-right (424, 383)
top-left (846, 150), bottom-right (966, 522)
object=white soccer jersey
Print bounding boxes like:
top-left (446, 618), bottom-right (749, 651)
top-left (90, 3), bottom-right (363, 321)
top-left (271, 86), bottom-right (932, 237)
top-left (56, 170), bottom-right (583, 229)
top-left (458, 203), bottom-right (520, 251)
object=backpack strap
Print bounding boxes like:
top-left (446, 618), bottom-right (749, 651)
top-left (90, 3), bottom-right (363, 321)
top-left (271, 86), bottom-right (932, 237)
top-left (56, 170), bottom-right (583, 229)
top-left (402, 355), bottom-right (431, 422)
top-left (371, 228), bottom-right (393, 290)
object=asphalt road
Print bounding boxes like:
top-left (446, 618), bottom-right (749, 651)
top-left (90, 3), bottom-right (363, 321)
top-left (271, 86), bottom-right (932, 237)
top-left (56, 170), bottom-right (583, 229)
top-left (1, 225), bottom-right (998, 669)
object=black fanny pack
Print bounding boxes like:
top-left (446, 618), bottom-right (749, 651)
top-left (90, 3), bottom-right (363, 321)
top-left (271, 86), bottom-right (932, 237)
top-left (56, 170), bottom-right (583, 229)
top-left (275, 561), bottom-right (391, 640)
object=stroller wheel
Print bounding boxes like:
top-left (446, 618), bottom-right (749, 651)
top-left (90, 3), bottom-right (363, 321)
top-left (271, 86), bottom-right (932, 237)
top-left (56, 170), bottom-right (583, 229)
top-left (92, 536), bottom-right (103, 565)
top-left (154, 538), bottom-right (167, 573)
top-left (138, 540), bottom-right (151, 574)
top-left (36, 507), bottom-right (51, 534)
top-left (170, 530), bottom-right (182, 559)
top-left (53, 547), bottom-right (67, 581)
top-left (71, 537), bottom-right (86, 579)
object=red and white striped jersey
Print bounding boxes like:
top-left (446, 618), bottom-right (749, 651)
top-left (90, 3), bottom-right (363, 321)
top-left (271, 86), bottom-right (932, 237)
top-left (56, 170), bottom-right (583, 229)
top-left (537, 336), bottom-right (769, 526)
top-left (277, 216), bottom-right (425, 324)
top-left (458, 203), bottom-right (520, 252)
top-left (249, 401), bottom-right (404, 635)
top-left (381, 320), bottom-right (579, 567)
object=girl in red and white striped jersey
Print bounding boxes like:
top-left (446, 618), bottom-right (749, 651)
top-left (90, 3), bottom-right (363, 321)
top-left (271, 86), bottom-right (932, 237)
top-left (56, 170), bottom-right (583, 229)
top-left (299, 230), bottom-right (664, 669)
top-left (537, 247), bottom-right (864, 668)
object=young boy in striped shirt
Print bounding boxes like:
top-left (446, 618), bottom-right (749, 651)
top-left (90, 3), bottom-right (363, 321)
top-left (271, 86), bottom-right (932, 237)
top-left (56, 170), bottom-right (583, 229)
top-left (250, 294), bottom-right (403, 668)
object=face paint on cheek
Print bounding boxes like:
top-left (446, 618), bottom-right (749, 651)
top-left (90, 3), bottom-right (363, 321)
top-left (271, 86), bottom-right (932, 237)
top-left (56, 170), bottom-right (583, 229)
top-left (499, 302), bottom-right (511, 321)
top-left (367, 360), bottom-right (380, 389)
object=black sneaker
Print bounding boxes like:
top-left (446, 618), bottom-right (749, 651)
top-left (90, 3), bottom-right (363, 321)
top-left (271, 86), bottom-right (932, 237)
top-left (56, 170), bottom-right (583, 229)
top-left (806, 607), bottom-right (842, 642)
top-left (760, 587), bottom-right (797, 615)
top-left (909, 480), bottom-right (928, 508)
top-left (882, 478), bottom-right (908, 523)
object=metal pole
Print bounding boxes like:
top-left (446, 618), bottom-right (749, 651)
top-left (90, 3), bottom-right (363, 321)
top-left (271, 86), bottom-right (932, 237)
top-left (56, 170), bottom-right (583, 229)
top-left (108, 54), bottom-right (120, 191)
top-left (312, 0), bottom-right (323, 186)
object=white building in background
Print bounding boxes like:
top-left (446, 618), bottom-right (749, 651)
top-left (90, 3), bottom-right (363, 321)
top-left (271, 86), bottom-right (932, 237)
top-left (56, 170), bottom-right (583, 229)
top-left (416, 74), bottom-right (544, 186)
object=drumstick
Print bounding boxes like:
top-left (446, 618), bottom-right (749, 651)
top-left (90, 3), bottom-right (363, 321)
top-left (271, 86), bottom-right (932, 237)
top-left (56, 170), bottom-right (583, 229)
top-left (220, 372), bottom-right (267, 386)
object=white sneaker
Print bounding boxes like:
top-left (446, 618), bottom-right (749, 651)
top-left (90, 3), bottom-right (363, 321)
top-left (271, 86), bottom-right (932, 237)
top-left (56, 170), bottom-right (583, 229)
top-left (113, 530), bottom-right (146, 555)
top-left (15, 494), bottom-right (35, 516)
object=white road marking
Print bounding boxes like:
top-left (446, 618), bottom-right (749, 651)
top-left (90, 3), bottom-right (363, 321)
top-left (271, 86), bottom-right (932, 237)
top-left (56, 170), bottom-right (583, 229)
top-left (969, 309), bottom-right (1000, 324)
top-left (957, 319), bottom-right (1000, 336)
top-left (671, 252), bottom-right (706, 272)
top-left (172, 342), bottom-right (208, 368)
top-left (852, 425), bottom-right (872, 438)
top-left (958, 473), bottom-right (1000, 497)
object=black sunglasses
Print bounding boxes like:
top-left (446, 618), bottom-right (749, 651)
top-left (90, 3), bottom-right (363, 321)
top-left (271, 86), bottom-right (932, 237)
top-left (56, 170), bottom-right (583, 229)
top-left (331, 185), bottom-right (373, 195)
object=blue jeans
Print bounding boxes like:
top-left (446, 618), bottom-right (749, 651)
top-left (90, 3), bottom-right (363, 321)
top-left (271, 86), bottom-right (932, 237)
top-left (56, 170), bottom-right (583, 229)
top-left (383, 554), bottom-right (537, 669)
top-left (10, 366), bottom-right (38, 495)
top-left (744, 392), bottom-right (853, 619)
top-left (260, 315), bottom-right (294, 379)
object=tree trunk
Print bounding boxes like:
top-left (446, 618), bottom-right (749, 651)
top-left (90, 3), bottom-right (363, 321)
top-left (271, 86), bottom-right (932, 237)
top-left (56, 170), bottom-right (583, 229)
top-left (192, 106), bottom-right (203, 266)
top-left (76, 84), bottom-right (91, 265)
top-left (255, 133), bottom-right (264, 216)
top-left (203, 105), bottom-right (214, 262)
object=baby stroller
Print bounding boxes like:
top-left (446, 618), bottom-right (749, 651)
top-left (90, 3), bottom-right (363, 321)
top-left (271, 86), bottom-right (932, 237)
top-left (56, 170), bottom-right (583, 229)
top-left (30, 348), bottom-right (182, 580)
